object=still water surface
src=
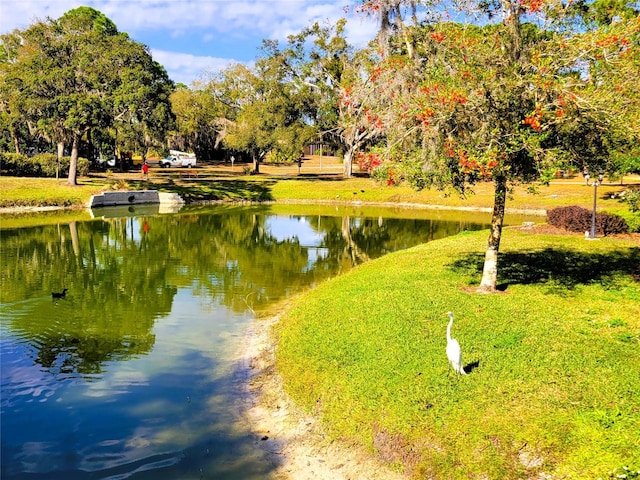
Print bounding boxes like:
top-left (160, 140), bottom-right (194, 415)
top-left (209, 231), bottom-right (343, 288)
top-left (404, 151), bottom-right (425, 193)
top-left (1, 204), bottom-right (514, 479)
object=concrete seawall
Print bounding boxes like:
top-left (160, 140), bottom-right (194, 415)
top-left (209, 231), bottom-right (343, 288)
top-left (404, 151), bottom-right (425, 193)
top-left (88, 190), bottom-right (184, 208)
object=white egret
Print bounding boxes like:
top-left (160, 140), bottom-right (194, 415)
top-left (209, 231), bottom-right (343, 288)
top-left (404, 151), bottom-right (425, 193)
top-left (446, 312), bottom-right (466, 375)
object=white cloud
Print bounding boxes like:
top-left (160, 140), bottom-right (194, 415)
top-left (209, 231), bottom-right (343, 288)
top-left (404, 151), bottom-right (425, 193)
top-left (1, 0), bottom-right (376, 85)
top-left (0, 0), bottom-right (74, 31)
top-left (151, 49), bottom-right (244, 85)
top-left (26, 1), bottom-right (349, 39)
top-left (2, 1), bottom-right (374, 45)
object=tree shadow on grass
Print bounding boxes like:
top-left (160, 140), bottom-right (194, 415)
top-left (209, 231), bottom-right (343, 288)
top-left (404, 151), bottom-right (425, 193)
top-left (276, 173), bottom-right (348, 181)
top-left (449, 247), bottom-right (640, 291)
top-left (130, 178), bottom-right (276, 203)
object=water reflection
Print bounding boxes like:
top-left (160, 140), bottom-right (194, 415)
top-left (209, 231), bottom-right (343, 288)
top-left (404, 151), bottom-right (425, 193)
top-left (0, 205), bottom-right (498, 479)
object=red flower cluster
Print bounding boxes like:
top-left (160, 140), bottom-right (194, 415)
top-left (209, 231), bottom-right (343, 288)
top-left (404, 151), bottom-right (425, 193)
top-left (444, 138), bottom-right (457, 158)
top-left (479, 160), bottom-right (499, 179)
top-left (595, 35), bottom-right (630, 48)
top-left (458, 151), bottom-right (477, 173)
top-left (451, 141), bottom-right (500, 179)
top-left (364, 108), bottom-right (384, 130)
top-left (419, 84), bottom-right (467, 111)
top-left (357, 1), bottom-right (381, 12)
top-left (459, 154), bottom-right (499, 179)
top-left (445, 91), bottom-right (467, 106)
top-left (356, 152), bottom-right (382, 173)
top-left (519, 0), bottom-right (544, 13)
top-left (431, 32), bottom-right (445, 43)
top-left (416, 107), bottom-right (435, 126)
top-left (387, 169), bottom-right (396, 185)
top-left (340, 87), bottom-right (356, 109)
top-left (370, 66), bottom-right (383, 82)
top-left (523, 106), bottom-right (543, 131)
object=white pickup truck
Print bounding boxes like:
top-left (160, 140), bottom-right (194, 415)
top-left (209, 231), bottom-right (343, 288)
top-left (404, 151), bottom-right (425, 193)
top-left (159, 150), bottom-right (197, 168)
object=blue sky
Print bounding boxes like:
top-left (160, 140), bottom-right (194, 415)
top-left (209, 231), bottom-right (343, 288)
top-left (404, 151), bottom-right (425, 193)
top-left (1, 1), bottom-right (378, 86)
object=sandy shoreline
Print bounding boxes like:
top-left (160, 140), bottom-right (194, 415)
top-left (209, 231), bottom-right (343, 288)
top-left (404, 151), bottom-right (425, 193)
top-left (238, 312), bottom-right (407, 480)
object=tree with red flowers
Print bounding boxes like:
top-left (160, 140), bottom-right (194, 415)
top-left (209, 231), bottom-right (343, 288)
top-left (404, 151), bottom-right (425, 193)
top-left (354, 0), bottom-right (639, 292)
top-left (262, 19), bottom-right (388, 177)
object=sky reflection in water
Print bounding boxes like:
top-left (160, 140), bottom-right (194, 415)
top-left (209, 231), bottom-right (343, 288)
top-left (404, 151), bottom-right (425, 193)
top-left (0, 205), bottom-right (497, 479)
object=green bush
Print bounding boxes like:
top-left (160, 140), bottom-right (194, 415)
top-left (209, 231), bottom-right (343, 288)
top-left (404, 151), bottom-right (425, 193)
top-left (612, 210), bottom-right (640, 233)
top-left (0, 152), bottom-right (89, 177)
top-left (371, 162), bottom-right (403, 186)
top-left (623, 188), bottom-right (640, 213)
top-left (31, 153), bottom-right (62, 177)
top-left (0, 152), bottom-right (30, 175)
top-left (76, 157), bottom-right (90, 176)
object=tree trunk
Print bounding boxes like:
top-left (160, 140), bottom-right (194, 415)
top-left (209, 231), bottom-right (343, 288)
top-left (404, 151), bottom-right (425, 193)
top-left (67, 133), bottom-right (79, 186)
top-left (13, 131), bottom-right (20, 154)
top-left (478, 175), bottom-right (507, 293)
top-left (69, 221), bottom-right (81, 262)
top-left (343, 148), bottom-right (353, 178)
top-left (57, 142), bottom-right (64, 180)
top-left (253, 153), bottom-right (260, 174)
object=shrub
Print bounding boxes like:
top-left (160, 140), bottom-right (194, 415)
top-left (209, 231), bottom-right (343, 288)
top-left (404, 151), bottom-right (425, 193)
top-left (623, 188), bottom-right (640, 213)
top-left (371, 162), bottom-right (403, 186)
top-left (76, 157), bottom-right (90, 176)
top-left (547, 206), bottom-right (628, 235)
top-left (598, 212), bottom-right (629, 235)
top-left (548, 206), bottom-right (592, 232)
top-left (0, 152), bottom-right (30, 175)
top-left (31, 153), bottom-right (63, 177)
top-left (0, 152), bottom-right (89, 177)
top-left (610, 210), bottom-right (640, 233)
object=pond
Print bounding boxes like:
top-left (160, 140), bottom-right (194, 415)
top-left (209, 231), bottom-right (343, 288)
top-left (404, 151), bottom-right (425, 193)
top-left (0, 204), bottom-right (533, 479)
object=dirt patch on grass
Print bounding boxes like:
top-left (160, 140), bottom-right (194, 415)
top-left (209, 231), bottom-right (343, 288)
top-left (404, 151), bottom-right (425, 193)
top-left (239, 313), bottom-right (406, 480)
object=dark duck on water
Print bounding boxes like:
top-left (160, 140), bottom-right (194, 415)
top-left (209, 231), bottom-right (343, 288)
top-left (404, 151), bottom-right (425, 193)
top-left (52, 288), bottom-right (68, 299)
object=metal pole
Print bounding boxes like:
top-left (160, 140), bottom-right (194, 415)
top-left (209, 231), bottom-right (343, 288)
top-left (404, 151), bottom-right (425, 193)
top-left (590, 181), bottom-right (598, 239)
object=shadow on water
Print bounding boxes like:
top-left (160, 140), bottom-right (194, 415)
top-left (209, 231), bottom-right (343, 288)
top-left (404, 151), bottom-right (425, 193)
top-left (449, 247), bottom-right (640, 291)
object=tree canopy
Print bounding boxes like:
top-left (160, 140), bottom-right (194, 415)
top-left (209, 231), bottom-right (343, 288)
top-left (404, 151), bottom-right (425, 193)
top-left (0, 7), bottom-right (174, 183)
top-left (203, 51), bottom-right (316, 172)
top-left (341, 0), bottom-right (639, 291)
top-left (1, 4), bottom-right (638, 289)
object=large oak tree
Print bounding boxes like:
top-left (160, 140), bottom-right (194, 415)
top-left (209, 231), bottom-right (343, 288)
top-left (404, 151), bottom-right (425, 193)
top-left (279, 19), bottom-right (386, 177)
top-left (211, 55), bottom-right (315, 173)
top-left (1, 7), bottom-right (173, 184)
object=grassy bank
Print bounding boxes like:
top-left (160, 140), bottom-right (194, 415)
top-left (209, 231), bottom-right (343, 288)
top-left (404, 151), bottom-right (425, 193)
top-left (275, 229), bottom-right (640, 479)
top-left (1, 172), bottom-right (638, 213)
top-left (0, 177), bottom-right (108, 208)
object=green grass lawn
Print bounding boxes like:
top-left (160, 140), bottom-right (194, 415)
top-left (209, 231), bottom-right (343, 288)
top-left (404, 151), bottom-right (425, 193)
top-left (1, 173), bottom-right (638, 215)
top-left (275, 229), bottom-right (640, 479)
top-left (0, 177), bottom-right (108, 208)
top-left (2, 173), bottom-right (639, 477)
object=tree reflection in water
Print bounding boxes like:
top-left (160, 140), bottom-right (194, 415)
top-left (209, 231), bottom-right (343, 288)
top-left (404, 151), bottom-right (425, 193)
top-left (0, 204), bottom-right (492, 479)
